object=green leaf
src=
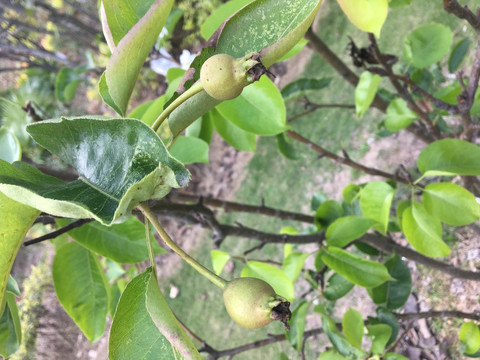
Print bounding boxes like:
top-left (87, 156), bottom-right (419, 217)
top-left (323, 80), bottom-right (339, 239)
top-left (0, 128), bottom-right (21, 163)
top-left (138, 95), bottom-right (166, 127)
top-left (211, 250), bottom-right (230, 276)
top-left (241, 261), bottom-right (294, 302)
top-left (210, 108), bottom-right (257, 151)
top-left (403, 23), bottom-right (453, 68)
top-left (282, 252), bottom-right (310, 283)
top-left (355, 71), bottom-right (381, 118)
top-left (0, 192), bottom-right (39, 313)
top-left (169, 136), bottom-right (209, 165)
top-left (433, 81), bottom-right (462, 105)
top-left (336, 0), bottom-right (389, 37)
top-left (374, 307), bottom-right (400, 347)
top-left (321, 313), bottom-right (367, 358)
top-left (324, 273), bottom-right (354, 301)
top-left (276, 132), bottom-right (299, 160)
top-left (276, 38), bottom-right (309, 62)
top-left (100, 0), bottom-right (174, 115)
top-left (286, 301), bottom-right (310, 352)
top-left (216, 76), bottom-right (288, 136)
top-left (320, 247), bottom-right (393, 288)
top-left (7, 117), bottom-right (189, 225)
top-left (185, 115), bottom-right (214, 144)
top-left (418, 139), bottom-right (480, 177)
top-left (215, 0), bottom-right (322, 68)
top-left (281, 78), bottom-right (332, 102)
top-left (367, 323), bottom-right (392, 354)
top-left (318, 350), bottom-right (349, 359)
top-left (389, 0), bottom-right (413, 8)
top-left (315, 200), bottom-right (344, 229)
top-left (55, 68), bottom-right (82, 102)
top-left (0, 293), bottom-right (21, 358)
top-left (359, 181), bottom-right (395, 234)
top-left (326, 216), bottom-right (375, 248)
top-left (402, 202), bottom-right (450, 257)
top-left (110, 268), bottom-right (201, 359)
top-left (200, 0), bottom-right (252, 40)
top-left (384, 98), bottom-right (417, 131)
top-left (367, 254), bottom-right (412, 310)
top-left (423, 182), bottom-right (480, 226)
top-left (342, 308), bottom-right (364, 349)
top-left (57, 217), bottom-right (166, 264)
top-left (384, 353), bottom-right (409, 360)
top-left (460, 322), bottom-right (480, 355)
top-left (53, 242), bottom-right (109, 341)
top-left (448, 37), bottom-right (470, 73)
top-left (5, 276), bottom-right (20, 298)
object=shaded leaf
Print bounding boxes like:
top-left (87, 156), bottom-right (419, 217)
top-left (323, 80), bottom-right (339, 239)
top-left (57, 216), bottom-right (166, 264)
top-left (281, 78), bottom-right (332, 102)
top-left (448, 37), bottom-right (470, 73)
top-left (324, 273), bottom-right (354, 301)
top-left (355, 72), bottom-right (381, 118)
top-left (210, 108), bottom-right (256, 151)
top-left (55, 67), bottom-right (82, 102)
top-left (0, 128), bottom-right (21, 164)
top-left (315, 200), bottom-right (344, 229)
top-left (286, 301), bottom-right (310, 351)
top-left (0, 293), bottom-right (21, 358)
top-left (277, 132), bottom-right (299, 160)
top-left (169, 136), bottom-right (210, 164)
top-left (384, 98), bottom-right (417, 132)
top-left (53, 242), bottom-right (109, 341)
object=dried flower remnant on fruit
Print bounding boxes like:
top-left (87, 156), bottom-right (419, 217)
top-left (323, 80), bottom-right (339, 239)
top-left (223, 277), bottom-right (291, 330)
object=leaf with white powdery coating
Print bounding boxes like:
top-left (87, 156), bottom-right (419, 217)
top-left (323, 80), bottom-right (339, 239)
top-left (7, 117), bottom-right (189, 225)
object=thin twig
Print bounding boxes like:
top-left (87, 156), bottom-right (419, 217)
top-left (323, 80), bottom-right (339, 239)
top-left (443, 0), bottom-right (480, 31)
top-left (395, 310), bottom-right (480, 322)
top-left (23, 219), bottom-right (94, 246)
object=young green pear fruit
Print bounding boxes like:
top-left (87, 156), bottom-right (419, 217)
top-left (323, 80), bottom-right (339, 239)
top-left (200, 53), bottom-right (264, 101)
top-left (223, 277), bottom-right (291, 329)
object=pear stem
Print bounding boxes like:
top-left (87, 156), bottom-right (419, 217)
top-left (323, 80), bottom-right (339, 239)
top-left (139, 203), bottom-right (227, 290)
top-left (151, 81), bottom-right (204, 133)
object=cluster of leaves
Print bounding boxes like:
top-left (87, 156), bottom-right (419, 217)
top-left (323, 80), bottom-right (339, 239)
top-left (1, 0), bottom-right (480, 359)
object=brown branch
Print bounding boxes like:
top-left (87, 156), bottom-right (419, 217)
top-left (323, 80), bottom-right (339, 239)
top-left (23, 218), bottom-right (94, 246)
top-left (443, 0), bottom-right (480, 31)
top-left (368, 34), bottom-right (443, 140)
top-left (395, 310), bottom-right (480, 322)
top-left (286, 130), bottom-right (408, 183)
top-left (167, 192), bottom-right (315, 224)
top-left (0, 44), bottom-right (74, 67)
top-left (361, 234), bottom-right (480, 282)
top-left (288, 101), bottom-right (356, 123)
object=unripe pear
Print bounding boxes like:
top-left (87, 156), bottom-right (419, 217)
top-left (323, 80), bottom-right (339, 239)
top-left (223, 277), bottom-right (291, 329)
top-left (200, 54), bottom-right (261, 101)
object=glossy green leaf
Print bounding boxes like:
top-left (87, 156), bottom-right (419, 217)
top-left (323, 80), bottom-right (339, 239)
top-left (375, 307), bottom-right (400, 347)
top-left (281, 78), bottom-right (332, 102)
top-left (7, 117), bottom-right (189, 225)
top-left (0, 128), bottom-right (21, 163)
top-left (55, 67), bottom-right (82, 102)
top-left (384, 98), bottom-right (417, 132)
top-left (402, 202), bottom-right (450, 257)
top-left (460, 322), bottom-right (480, 355)
top-left (342, 308), bottom-right (364, 349)
top-left (200, 0), bottom-right (252, 40)
top-left (368, 254), bottom-right (412, 310)
top-left (367, 324), bottom-right (392, 354)
top-left (109, 282), bottom-right (122, 316)
top-left (355, 72), bottom-right (381, 118)
top-left (57, 217), bottom-right (166, 264)
top-left (53, 242), bottom-right (109, 341)
top-left (0, 293), bottom-right (21, 358)
top-left (5, 277), bottom-right (20, 298)
top-left (320, 247), bottom-right (393, 288)
top-left (342, 184), bottom-right (361, 204)
top-left (321, 313), bottom-right (367, 358)
top-left (109, 267), bottom-right (201, 359)
top-left (403, 23), bottom-right (453, 68)
top-left (215, 0), bottom-right (322, 68)
top-left (276, 132), bottom-right (299, 160)
top-left (286, 301), bottom-right (310, 351)
top-left (326, 216), bottom-right (375, 248)
top-left (211, 250), bottom-right (230, 276)
top-left (448, 37), bottom-right (470, 73)
top-left (216, 76), bottom-right (287, 136)
top-left (241, 261), bottom-right (294, 302)
top-left (360, 181), bottom-right (395, 234)
top-left (282, 252), bottom-right (309, 283)
top-left (99, 0), bottom-right (173, 115)
top-left (185, 115), bottom-right (214, 144)
top-left (423, 182), bottom-right (480, 226)
top-left (336, 0), bottom-right (389, 37)
top-left (210, 108), bottom-right (256, 151)
top-left (315, 200), bottom-right (344, 229)
top-left (169, 136), bottom-right (209, 164)
top-left (418, 139), bottom-right (480, 177)
top-left (0, 191), bottom-right (39, 313)
top-left (324, 273), bottom-right (354, 301)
